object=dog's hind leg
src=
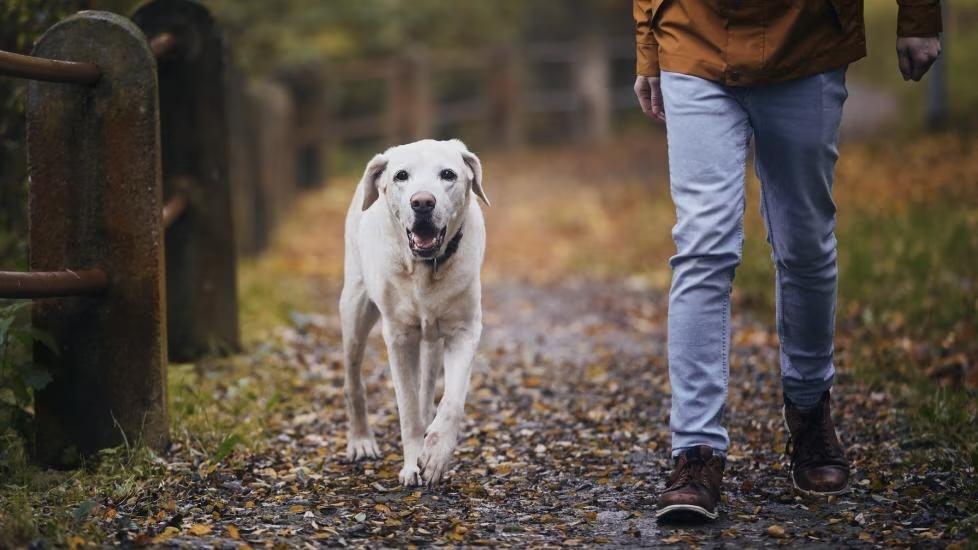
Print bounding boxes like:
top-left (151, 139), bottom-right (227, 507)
top-left (340, 284), bottom-right (381, 461)
top-left (419, 338), bottom-right (443, 427)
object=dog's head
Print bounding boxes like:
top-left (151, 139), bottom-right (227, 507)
top-left (360, 139), bottom-right (489, 260)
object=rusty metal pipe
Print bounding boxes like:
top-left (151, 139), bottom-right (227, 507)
top-left (0, 269), bottom-right (108, 299)
top-left (149, 32), bottom-right (178, 59)
top-left (162, 193), bottom-right (188, 229)
top-left (0, 49), bottom-right (101, 85)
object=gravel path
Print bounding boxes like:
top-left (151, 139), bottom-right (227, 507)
top-left (139, 278), bottom-right (971, 547)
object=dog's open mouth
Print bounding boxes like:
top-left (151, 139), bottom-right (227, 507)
top-left (407, 225), bottom-right (447, 258)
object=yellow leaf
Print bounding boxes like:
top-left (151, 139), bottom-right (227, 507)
top-left (67, 535), bottom-right (86, 550)
top-left (188, 524), bottom-right (213, 536)
top-left (288, 504), bottom-right (306, 513)
top-left (226, 525), bottom-right (240, 539)
top-left (150, 526), bottom-right (180, 543)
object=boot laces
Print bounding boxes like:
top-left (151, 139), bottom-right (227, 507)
top-left (786, 408), bottom-right (842, 468)
top-left (672, 452), bottom-right (710, 489)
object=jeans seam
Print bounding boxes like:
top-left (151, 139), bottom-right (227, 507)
top-left (720, 119), bottom-right (749, 425)
top-left (759, 183), bottom-right (790, 376)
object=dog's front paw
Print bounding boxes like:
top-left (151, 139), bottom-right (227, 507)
top-left (399, 464), bottom-right (423, 486)
top-left (346, 433), bottom-right (380, 461)
top-left (418, 428), bottom-right (457, 485)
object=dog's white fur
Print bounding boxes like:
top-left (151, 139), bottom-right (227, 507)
top-left (340, 139), bottom-right (489, 486)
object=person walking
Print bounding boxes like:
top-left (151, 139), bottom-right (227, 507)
top-left (632, 0), bottom-right (942, 521)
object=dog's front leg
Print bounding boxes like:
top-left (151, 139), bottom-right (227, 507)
top-left (419, 319), bottom-right (481, 485)
top-left (382, 321), bottom-right (426, 486)
top-left (419, 337), bottom-right (443, 427)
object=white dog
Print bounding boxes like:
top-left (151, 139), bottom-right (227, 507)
top-left (340, 139), bottom-right (490, 486)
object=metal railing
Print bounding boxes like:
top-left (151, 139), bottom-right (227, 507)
top-left (0, 269), bottom-right (108, 299)
top-left (0, 48), bottom-right (101, 85)
top-left (0, 50), bottom-right (107, 301)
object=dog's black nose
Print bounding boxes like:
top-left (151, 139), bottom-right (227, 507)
top-left (410, 192), bottom-right (436, 214)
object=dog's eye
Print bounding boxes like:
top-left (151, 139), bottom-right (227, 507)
top-left (394, 170), bottom-right (409, 182)
top-left (439, 169), bottom-right (457, 182)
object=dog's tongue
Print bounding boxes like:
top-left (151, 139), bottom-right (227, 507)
top-left (412, 233), bottom-right (437, 248)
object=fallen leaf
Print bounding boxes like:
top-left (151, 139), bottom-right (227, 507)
top-left (188, 524), bottom-right (213, 536)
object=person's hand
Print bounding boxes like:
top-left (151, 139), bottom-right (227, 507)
top-left (896, 36), bottom-right (941, 82)
top-left (634, 75), bottom-right (665, 123)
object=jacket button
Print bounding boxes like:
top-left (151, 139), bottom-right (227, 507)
top-left (729, 70), bottom-right (740, 82)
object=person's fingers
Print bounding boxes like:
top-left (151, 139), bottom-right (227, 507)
top-left (649, 79), bottom-right (666, 123)
top-left (637, 91), bottom-right (654, 118)
top-left (897, 48), bottom-right (913, 81)
top-left (911, 51), bottom-right (935, 81)
top-left (650, 96), bottom-right (666, 123)
top-left (634, 79), bottom-right (655, 118)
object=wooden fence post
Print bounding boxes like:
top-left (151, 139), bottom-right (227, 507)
top-left (279, 65), bottom-right (330, 188)
top-left (247, 79), bottom-right (296, 244)
top-left (573, 35), bottom-right (611, 144)
top-left (227, 61), bottom-right (262, 257)
top-left (926, 0), bottom-right (949, 131)
top-left (487, 45), bottom-right (524, 149)
top-left (27, 11), bottom-right (167, 465)
top-left (132, 0), bottom-right (240, 362)
top-left (386, 47), bottom-right (432, 144)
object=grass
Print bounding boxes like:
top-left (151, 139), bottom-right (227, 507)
top-left (0, 228), bottom-right (316, 546)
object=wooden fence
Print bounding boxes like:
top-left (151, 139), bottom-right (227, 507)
top-left (273, 35), bottom-right (641, 188)
top-left (0, 0), bottom-right (247, 465)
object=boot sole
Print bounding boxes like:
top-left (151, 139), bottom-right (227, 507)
top-left (655, 503), bottom-right (718, 521)
top-left (791, 472), bottom-right (850, 497)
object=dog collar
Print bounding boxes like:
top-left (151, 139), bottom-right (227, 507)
top-left (424, 225), bottom-right (463, 271)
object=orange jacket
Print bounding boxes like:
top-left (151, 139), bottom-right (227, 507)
top-left (634, 0), bottom-right (942, 86)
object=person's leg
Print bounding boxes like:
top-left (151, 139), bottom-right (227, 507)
top-left (749, 68), bottom-right (851, 495)
top-left (660, 71), bottom-right (752, 456)
top-left (748, 68), bottom-right (848, 408)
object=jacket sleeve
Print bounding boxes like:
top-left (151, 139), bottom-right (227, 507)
top-left (896, 0), bottom-right (942, 36)
top-left (634, 0), bottom-right (660, 76)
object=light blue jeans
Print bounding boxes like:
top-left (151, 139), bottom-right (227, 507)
top-left (661, 68), bottom-right (848, 455)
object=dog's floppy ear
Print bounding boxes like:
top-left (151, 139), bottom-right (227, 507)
top-left (449, 139), bottom-right (490, 207)
top-left (360, 153), bottom-right (388, 211)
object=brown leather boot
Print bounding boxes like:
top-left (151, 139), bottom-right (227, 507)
top-left (655, 445), bottom-right (725, 521)
top-left (784, 390), bottom-right (851, 496)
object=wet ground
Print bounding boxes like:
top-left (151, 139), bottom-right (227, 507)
top-left (136, 278), bottom-right (971, 547)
